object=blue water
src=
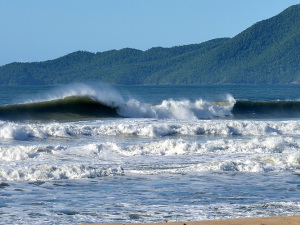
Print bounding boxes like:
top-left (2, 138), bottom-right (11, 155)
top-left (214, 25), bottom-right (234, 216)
top-left (0, 84), bottom-right (300, 224)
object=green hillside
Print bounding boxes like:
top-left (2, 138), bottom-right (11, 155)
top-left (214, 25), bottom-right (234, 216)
top-left (0, 4), bottom-right (299, 85)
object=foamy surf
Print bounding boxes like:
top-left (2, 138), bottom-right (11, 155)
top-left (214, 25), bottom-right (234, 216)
top-left (119, 95), bottom-right (235, 119)
top-left (0, 135), bottom-right (299, 182)
top-left (0, 164), bottom-right (124, 181)
top-left (1, 119), bottom-right (300, 140)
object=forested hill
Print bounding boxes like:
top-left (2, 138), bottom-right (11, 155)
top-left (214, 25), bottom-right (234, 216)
top-left (1, 4), bottom-right (300, 85)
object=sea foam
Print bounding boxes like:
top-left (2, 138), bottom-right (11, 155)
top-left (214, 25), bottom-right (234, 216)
top-left (1, 119), bottom-right (300, 140)
top-left (119, 95), bottom-right (235, 120)
top-left (0, 164), bottom-right (124, 181)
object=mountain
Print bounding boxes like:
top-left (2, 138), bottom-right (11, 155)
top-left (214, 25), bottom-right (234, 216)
top-left (0, 4), bottom-right (299, 85)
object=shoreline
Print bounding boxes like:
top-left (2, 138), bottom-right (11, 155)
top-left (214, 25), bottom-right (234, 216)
top-left (80, 215), bottom-right (300, 225)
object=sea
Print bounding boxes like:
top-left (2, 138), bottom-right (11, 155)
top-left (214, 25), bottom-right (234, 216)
top-left (0, 83), bottom-right (300, 224)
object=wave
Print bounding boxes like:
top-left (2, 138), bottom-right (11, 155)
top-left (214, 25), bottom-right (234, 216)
top-left (0, 84), bottom-right (236, 121)
top-left (233, 100), bottom-right (300, 118)
top-left (0, 96), bottom-right (235, 122)
top-left (0, 164), bottom-right (124, 181)
top-left (0, 96), bottom-right (119, 121)
top-left (1, 119), bottom-right (300, 140)
top-left (118, 96), bottom-right (235, 120)
top-left (1, 84), bottom-right (300, 121)
top-left (121, 98), bottom-right (300, 119)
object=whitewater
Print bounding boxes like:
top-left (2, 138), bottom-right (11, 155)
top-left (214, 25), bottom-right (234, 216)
top-left (0, 84), bottom-right (300, 224)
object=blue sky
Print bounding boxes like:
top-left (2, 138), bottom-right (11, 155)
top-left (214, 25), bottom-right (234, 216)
top-left (0, 0), bottom-right (299, 66)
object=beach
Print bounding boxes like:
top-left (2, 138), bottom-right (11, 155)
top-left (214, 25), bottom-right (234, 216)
top-left (81, 216), bottom-right (300, 225)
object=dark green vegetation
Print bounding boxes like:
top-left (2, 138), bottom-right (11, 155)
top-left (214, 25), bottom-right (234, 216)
top-left (1, 4), bottom-right (300, 85)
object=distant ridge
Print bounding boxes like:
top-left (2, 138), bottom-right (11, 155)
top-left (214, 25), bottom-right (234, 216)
top-left (0, 4), bottom-right (299, 85)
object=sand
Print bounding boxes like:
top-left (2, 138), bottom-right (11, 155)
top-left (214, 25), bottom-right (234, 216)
top-left (80, 216), bottom-right (300, 225)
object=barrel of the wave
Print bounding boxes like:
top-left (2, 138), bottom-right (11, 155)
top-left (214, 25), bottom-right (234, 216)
top-left (0, 96), bottom-right (120, 121)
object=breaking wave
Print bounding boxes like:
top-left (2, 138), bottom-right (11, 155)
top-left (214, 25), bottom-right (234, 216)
top-left (0, 84), bottom-right (236, 121)
top-left (1, 84), bottom-right (300, 121)
top-left (0, 164), bottom-right (124, 182)
top-left (1, 119), bottom-right (300, 140)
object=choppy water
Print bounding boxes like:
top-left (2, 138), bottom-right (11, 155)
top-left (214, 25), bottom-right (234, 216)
top-left (0, 84), bottom-right (300, 224)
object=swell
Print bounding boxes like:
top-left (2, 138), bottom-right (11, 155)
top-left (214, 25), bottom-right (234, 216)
top-left (233, 100), bottom-right (300, 118)
top-left (0, 96), bottom-right (119, 121)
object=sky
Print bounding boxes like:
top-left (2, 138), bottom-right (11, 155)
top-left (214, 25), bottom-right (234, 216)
top-left (0, 0), bottom-right (299, 66)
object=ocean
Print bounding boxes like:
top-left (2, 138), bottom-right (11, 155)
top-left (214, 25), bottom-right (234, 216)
top-left (0, 84), bottom-right (300, 224)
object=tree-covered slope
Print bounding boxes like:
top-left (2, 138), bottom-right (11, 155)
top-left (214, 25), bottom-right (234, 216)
top-left (0, 4), bottom-right (299, 85)
top-left (160, 3), bottom-right (300, 84)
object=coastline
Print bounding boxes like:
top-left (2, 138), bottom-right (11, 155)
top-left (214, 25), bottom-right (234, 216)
top-left (80, 216), bottom-right (300, 225)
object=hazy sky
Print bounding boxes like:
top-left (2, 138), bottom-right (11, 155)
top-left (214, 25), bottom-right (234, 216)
top-left (0, 0), bottom-right (299, 66)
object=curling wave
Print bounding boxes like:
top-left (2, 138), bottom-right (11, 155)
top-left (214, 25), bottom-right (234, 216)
top-left (0, 83), bottom-right (236, 121)
top-left (0, 96), bottom-right (119, 121)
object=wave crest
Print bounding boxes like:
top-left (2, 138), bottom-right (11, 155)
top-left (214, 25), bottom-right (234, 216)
top-left (119, 94), bottom-right (235, 120)
top-left (0, 84), bottom-right (236, 121)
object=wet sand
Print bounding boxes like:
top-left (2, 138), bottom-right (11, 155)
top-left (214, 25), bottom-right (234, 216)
top-left (80, 216), bottom-right (300, 225)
